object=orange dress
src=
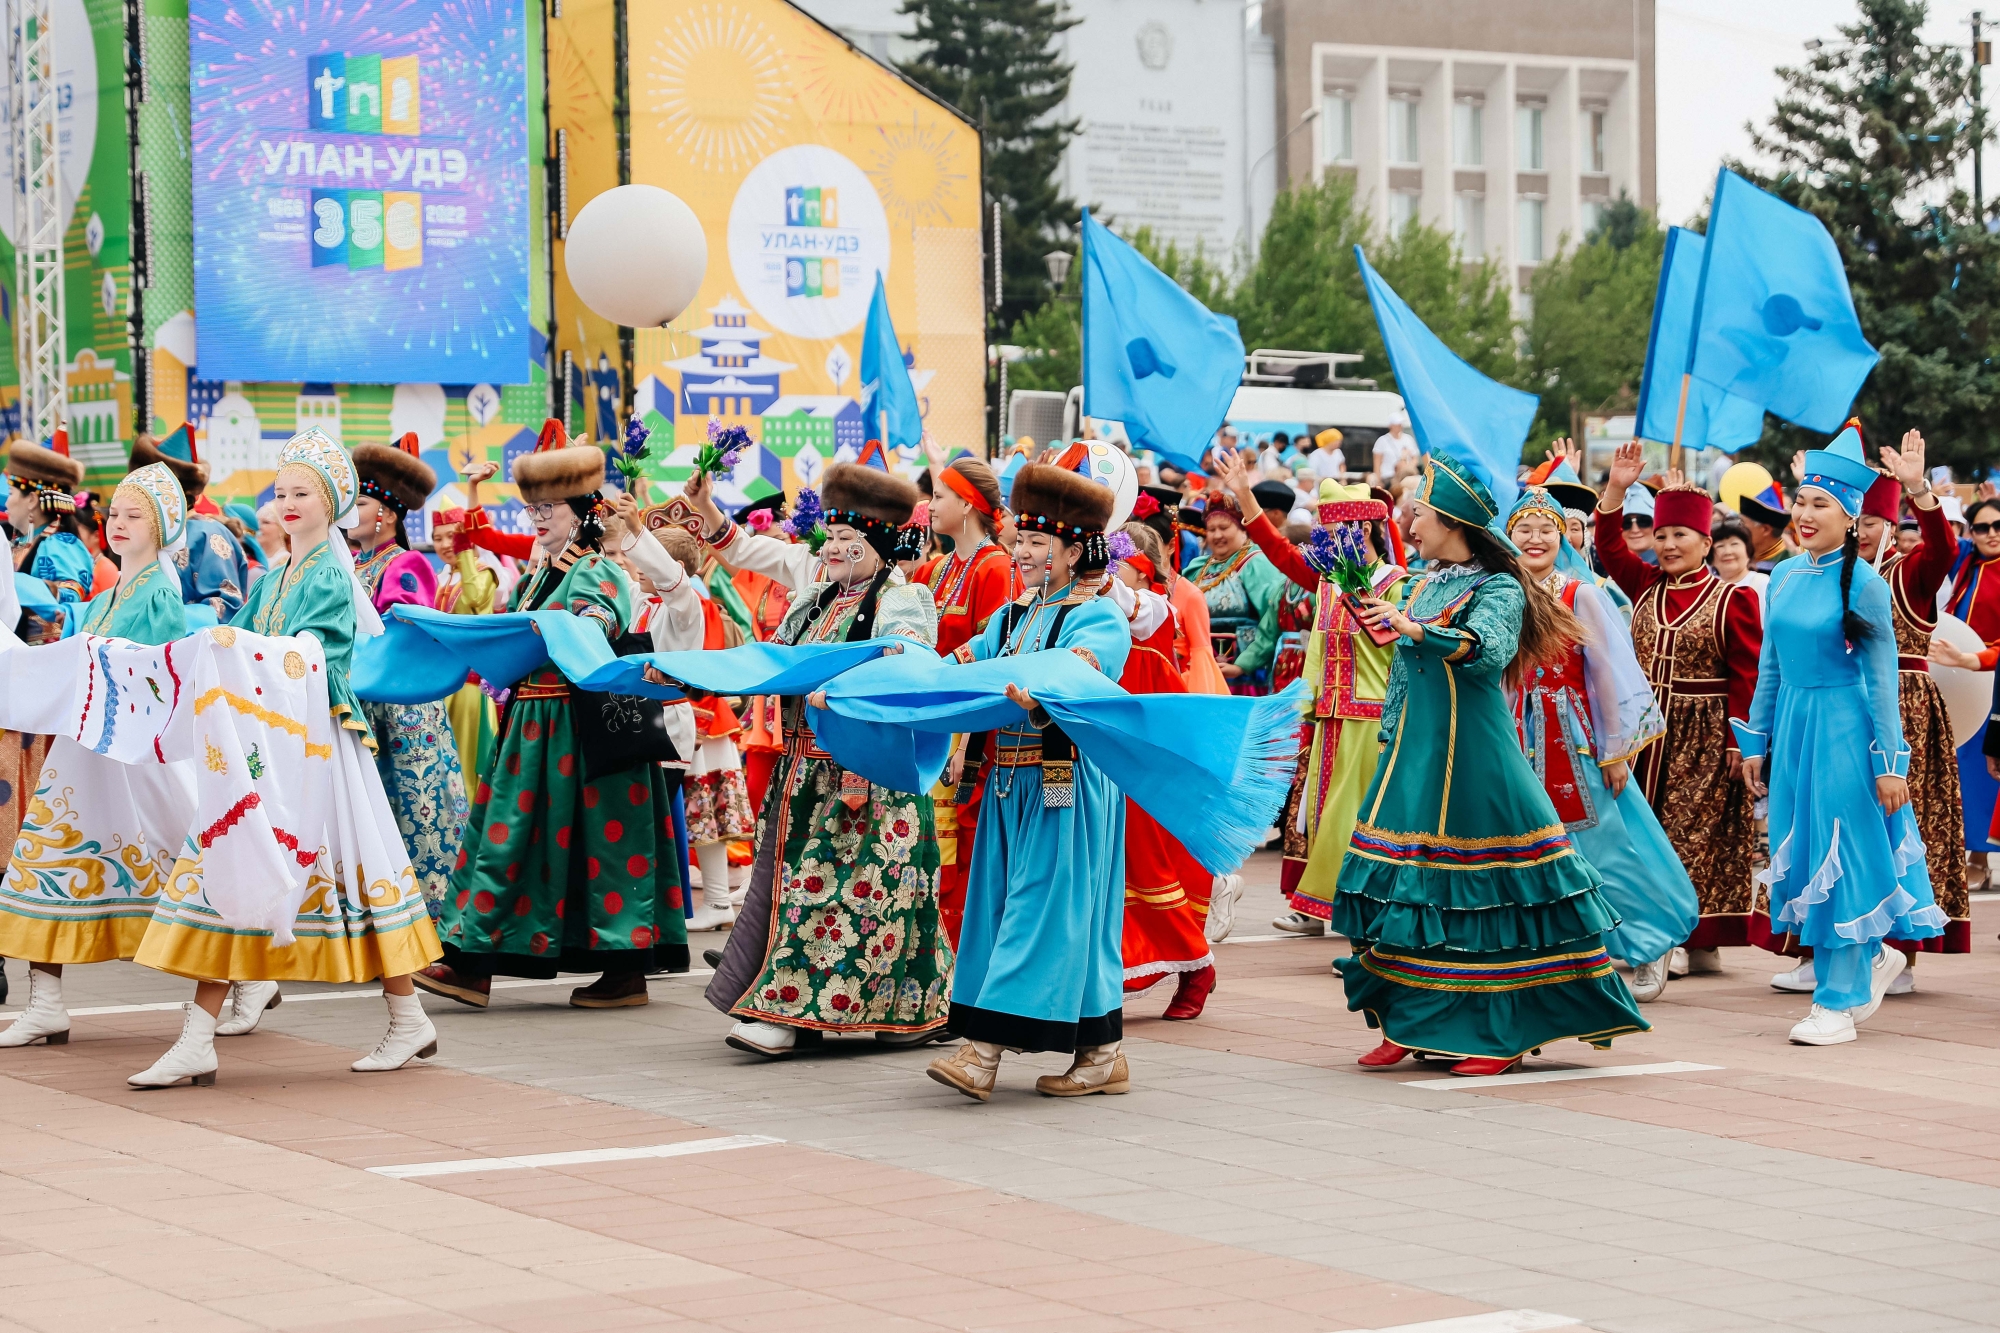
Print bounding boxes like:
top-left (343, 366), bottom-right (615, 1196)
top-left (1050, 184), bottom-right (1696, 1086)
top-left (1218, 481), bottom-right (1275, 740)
top-left (1119, 598), bottom-right (1215, 987)
top-left (1171, 575), bottom-right (1231, 695)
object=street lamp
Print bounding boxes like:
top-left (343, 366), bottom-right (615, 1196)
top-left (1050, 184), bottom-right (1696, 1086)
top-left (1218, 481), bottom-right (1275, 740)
top-left (1044, 249), bottom-right (1073, 289)
top-left (1248, 105), bottom-right (1321, 250)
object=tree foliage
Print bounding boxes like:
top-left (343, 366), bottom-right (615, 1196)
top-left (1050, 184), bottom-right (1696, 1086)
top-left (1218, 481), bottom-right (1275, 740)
top-left (898, 0), bottom-right (1079, 330)
top-left (1518, 204), bottom-right (1666, 449)
top-left (1735, 0), bottom-right (2000, 476)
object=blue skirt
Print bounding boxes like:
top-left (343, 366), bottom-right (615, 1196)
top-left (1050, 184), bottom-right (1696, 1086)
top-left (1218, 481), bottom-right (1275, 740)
top-left (950, 757), bottom-right (1126, 1052)
top-left (1570, 758), bottom-right (1700, 966)
top-left (1957, 719), bottom-right (1999, 851)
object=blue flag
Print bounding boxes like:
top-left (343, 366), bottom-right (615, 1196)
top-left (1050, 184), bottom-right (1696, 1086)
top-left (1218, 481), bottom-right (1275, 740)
top-left (1080, 210), bottom-right (1243, 472)
top-left (859, 272), bottom-right (922, 449)
top-left (1688, 169), bottom-right (1878, 434)
top-left (1634, 227), bottom-right (1766, 453)
top-left (1354, 245), bottom-right (1535, 514)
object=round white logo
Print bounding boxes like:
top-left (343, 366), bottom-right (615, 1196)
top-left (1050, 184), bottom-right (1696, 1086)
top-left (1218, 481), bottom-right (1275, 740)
top-left (727, 144), bottom-right (890, 339)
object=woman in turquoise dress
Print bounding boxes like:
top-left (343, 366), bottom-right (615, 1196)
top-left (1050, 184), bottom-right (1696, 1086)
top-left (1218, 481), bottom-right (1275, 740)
top-left (128, 429), bottom-right (444, 1087)
top-left (925, 462), bottom-right (1135, 1102)
top-left (1334, 455), bottom-right (1648, 1076)
top-left (0, 463), bottom-right (192, 1047)
top-left (350, 440), bottom-right (467, 918)
top-left (1735, 425), bottom-right (1943, 1046)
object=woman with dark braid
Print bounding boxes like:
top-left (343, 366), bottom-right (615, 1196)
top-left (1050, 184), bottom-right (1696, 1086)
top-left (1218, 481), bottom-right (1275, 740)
top-left (1734, 424), bottom-right (1944, 1046)
top-left (685, 463), bottom-right (951, 1061)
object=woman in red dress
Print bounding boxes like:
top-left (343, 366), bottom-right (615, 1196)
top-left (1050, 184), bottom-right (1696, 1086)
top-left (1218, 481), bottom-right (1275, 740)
top-left (914, 457), bottom-right (1019, 946)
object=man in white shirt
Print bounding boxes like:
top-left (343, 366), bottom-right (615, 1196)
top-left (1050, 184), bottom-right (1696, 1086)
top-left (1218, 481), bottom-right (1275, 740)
top-left (1306, 429), bottom-right (1345, 482)
top-left (1372, 414), bottom-right (1415, 482)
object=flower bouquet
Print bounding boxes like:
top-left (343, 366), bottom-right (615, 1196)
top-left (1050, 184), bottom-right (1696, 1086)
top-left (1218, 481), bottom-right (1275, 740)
top-left (785, 486), bottom-right (829, 554)
top-left (694, 420), bottom-right (751, 477)
top-left (611, 416), bottom-right (652, 488)
top-left (1303, 524), bottom-right (1398, 645)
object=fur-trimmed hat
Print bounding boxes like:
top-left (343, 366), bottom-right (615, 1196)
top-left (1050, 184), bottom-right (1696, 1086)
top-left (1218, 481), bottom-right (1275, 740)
top-left (1009, 462), bottom-right (1115, 537)
top-left (353, 434), bottom-right (438, 514)
top-left (6, 438), bottom-right (84, 491)
top-left (512, 418), bottom-right (607, 504)
top-left (819, 462), bottom-right (921, 527)
top-left (130, 425), bottom-right (209, 497)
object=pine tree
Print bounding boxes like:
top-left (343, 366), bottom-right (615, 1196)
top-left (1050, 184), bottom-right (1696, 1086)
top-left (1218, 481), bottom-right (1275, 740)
top-left (899, 0), bottom-right (1080, 330)
top-left (1739, 0), bottom-right (2000, 475)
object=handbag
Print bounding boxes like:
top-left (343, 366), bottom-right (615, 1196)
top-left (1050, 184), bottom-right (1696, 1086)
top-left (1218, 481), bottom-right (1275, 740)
top-left (569, 630), bottom-right (682, 782)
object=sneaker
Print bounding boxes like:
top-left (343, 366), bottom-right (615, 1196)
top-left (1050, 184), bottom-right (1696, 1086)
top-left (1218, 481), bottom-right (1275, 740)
top-left (1887, 968), bottom-right (1915, 996)
top-left (1667, 946), bottom-right (1690, 978)
top-left (1684, 947), bottom-right (1725, 975)
top-left (1789, 1004), bottom-right (1856, 1045)
top-left (1627, 956), bottom-right (1670, 1003)
top-left (1271, 911), bottom-right (1327, 937)
top-left (1771, 959), bottom-right (1816, 993)
top-left (1205, 874), bottom-right (1242, 943)
top-left (1852, 946), bottom-right (1906, 1025)
top-left (725, 1020), bottom-right (798, 1059)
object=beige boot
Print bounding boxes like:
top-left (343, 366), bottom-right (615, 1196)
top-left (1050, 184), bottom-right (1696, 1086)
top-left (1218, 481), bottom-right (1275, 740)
top-left (926, 1040), bottom-right (1002, 1101)
top-left (1035, 1043), bottom-right (1130, 1097)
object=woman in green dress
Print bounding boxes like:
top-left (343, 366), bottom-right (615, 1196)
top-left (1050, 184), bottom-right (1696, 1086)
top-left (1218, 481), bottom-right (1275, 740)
top-left (416, 423), bottom-right (689, 1010)
top-left (0, 462), bottom-right (191, 1046)
top-left (1334, 455), bottom-right (1648, 1076)
top-left (686, 462), bottom-right (951, 1061)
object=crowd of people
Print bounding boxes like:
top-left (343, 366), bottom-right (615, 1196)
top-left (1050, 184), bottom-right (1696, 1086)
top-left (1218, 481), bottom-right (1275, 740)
top-left (0, 408), bottom-right (1985, 1094)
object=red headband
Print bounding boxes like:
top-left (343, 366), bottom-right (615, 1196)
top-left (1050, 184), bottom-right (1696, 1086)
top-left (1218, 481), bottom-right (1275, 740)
top-left (1125, 551), bottom-right (1159, 587)
top-left (941, 464), bottom-right (994, 516)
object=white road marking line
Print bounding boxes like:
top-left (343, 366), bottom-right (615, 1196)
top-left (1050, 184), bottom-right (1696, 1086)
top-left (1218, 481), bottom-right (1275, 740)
top-left (1214, 933), bottom-right (1312, 944)
top-left (1404, 1060), bottom-right (1722, 1090)
top-left (367, 1133), bottom-right (782, 1179)
top-left (1352, 1310), bottom-right (1581, 1333)
top-left (0, 969), bottom-right (716, 1020)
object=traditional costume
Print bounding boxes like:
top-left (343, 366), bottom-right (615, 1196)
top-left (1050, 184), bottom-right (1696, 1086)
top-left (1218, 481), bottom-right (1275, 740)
top-left (128, 428), bottom-right (444, 1086)
top-left (426, 507), bottom-right (502, 784)
top-left (1108, 553), bottom-right (1217, 1018)
top-left (351, 440), bottom-right (468, 918)
top-left (1503, 487), bottom-right (1697, 1000)
top-left (1948, 520), bottom-right (2000, 886)
top-left (1732, 427), bottom-right (1943, 1045)
top-left (420, 423), bottom-right (688, 1009)
top-left (926, 463), bottom-right (1136, 1100)
top-left (1181, 491), bottom-right (1285, 693)
top-left (134, 426), bottom-right (250, 624)
top-left (0, 463), bottom-right (192, 1046)
top-left (1241, 483), bottom-right (1407, 928)
top-left (700, 463), bottom-right (950, 1057)
top-left (1333, 457), bottom-right (1647, 1074)
top-left (1594, 486), bottom-right (1762, 955)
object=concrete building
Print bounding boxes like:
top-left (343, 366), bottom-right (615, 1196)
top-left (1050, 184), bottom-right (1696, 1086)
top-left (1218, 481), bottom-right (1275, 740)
top-left (1265, 0), bottom-right (1655, 294)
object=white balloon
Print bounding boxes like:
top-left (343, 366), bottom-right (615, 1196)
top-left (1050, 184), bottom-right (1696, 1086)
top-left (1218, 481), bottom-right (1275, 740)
top-left (1932, 613), bottom-right (1989, 747)
top-left (1074, 440), bottom-right (1139, 529)
top-left (565, 185), bottom-right (708, 328)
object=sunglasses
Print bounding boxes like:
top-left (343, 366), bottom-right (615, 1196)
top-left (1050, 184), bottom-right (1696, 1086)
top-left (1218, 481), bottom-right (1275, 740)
top-left (1972, 522), bottom-right (2000, 536)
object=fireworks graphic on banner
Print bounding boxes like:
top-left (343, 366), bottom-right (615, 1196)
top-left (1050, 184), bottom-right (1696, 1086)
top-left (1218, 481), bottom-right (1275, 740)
top-left (791, 28), bottom-right (897, 125)
top-left (643, 2), bottom-right (790, 173)
top-left (866, 114), bottom-right (968, 230)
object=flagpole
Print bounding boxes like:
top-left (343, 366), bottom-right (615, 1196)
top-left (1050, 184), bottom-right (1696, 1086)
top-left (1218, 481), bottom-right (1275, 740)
top-left (1670, 372), bottom-right (1691, 475)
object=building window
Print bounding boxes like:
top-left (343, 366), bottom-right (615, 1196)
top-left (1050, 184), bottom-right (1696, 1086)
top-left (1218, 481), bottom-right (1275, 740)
top-left (1518, 197), bottom-right (1546, 263)
top-left (1388, 191), bottom-right (1420, 233)
top-left (1453, 99), bottom-right (1483, 168)
top-left (1454, 193), bottom-right (1485, 256)
top-left (1388, 96), bottom-right (1420, 166)
top-left (1581, 108), bottom-right (1607, 173)
top-left (1516, 103), bottom-right (1544, 170)
top-left (1322, 92), bottom-right (1354, 164)
top-left (1579, 199), bottom-right (1606, 240)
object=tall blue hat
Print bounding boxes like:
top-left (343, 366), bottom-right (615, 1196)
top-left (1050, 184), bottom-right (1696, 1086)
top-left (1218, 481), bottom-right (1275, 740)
top-left (1799, 419), bottom-right (1876, 518)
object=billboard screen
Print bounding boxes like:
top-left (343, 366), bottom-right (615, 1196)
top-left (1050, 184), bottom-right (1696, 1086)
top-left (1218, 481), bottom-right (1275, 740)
top-left (188, 0), bottom-right (535, 385)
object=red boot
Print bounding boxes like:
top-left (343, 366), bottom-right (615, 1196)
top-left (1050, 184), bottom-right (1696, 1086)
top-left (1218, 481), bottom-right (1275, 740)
top-left (1162, 965), bottom-right (1216, 1020)
top-left (1448, 1055), bottom-right (1522, 1077)
top-left (1357, 1039), bottom-right (1411, 1068)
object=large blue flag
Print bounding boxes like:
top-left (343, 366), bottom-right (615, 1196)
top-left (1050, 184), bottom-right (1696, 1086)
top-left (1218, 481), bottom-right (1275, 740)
top-left (859, 271), bottom-right (922, 449)
top-left (1080, 210), bottom-right (1243, 472)
top-left (1688, 169), bottom-right (1878, 434)
top-left (1354, 245), bottom-right (1535, 514)
top-left (1635, 227), bottom-right (1767, 454)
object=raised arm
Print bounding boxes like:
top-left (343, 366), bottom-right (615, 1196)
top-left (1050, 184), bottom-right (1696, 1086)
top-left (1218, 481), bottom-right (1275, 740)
top-left (1592, 440), bottom-right (1665, 601)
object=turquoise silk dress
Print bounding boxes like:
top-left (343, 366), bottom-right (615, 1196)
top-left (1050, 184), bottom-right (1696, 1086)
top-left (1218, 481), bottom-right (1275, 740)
top-left (1733, 552), bottom-right (1943, 1011)
top-left (1332, 566), bottom-right (1649, 1060)
top-left (949, 583), bottom-right (1133, 1052)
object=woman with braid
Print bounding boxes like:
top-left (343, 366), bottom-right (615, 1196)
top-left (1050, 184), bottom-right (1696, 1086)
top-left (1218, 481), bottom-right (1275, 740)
top-left (1733, 424), bottom-right (1943, 1046)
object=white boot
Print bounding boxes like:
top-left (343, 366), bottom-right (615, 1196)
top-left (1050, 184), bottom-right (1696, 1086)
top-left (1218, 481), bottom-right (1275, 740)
top-left (1771, 959), bottom-right (1816, 993)
top-left (1788, 1004), bottom-right (1856, 1046)
top-left (129, 1003), bottom-right (219, 1087)
top-left (214, 980), bottom-right (282, 1035)
top-left (0, 968), bottom-right (69, 1046)
top-left (1627, 956), bottom-right (1670, 1003)
top-left (1204, 874), bottom-right (1242, 942)
top-left (686, 842), bottom-right (736, 932)
top-left (351, 990), bottom-right (438, 1072)
top-left (725, 1020), bottom-right (797, 1059)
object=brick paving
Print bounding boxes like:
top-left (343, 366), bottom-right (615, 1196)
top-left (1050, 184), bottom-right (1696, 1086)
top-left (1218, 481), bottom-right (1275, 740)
top-left (1, 854), bottom-right (1996, 1331)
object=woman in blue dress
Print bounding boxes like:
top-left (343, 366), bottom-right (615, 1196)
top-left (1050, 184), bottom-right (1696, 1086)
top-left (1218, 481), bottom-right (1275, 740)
top-left (1736, 424), bottom-right (1944, 1046)
top-left (925, 462), bottom-right (1134, 1101)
